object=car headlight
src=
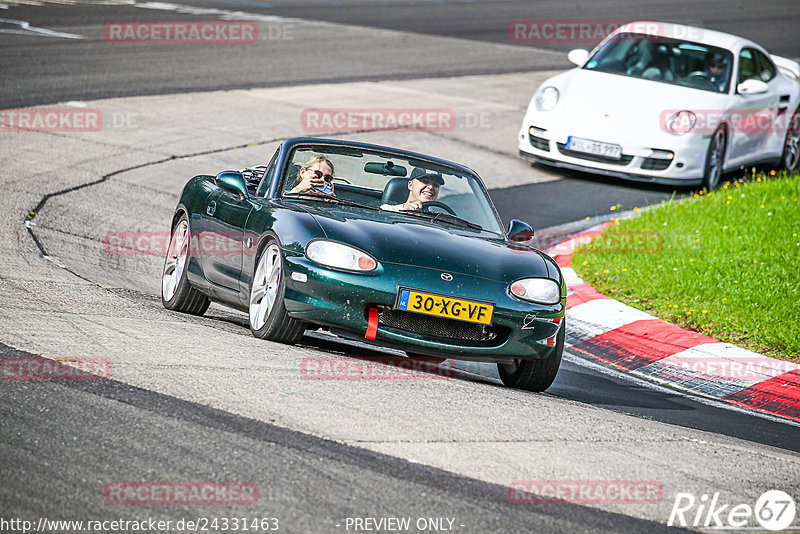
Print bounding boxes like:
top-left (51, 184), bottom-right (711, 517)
top-left (509, 278), bottom-right (561, 305)
top-left (306, 240), bottom-right (377, 272)
top-left (665, 110), bottom-right (696, 134)
top-left (535, 86), bottom-right (560, 112)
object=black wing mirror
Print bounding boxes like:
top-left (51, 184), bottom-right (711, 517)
top-left (507, 219), bottom-right (535, 242)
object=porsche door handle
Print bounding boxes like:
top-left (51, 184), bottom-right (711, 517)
top-left (206, 201), bottom-right (216, 216)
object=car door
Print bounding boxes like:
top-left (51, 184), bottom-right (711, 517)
top-left (727, 48), bottom-right (778, 166)
top-left (202, 186), bottom-right (252, 291)
top-left (752, 49), bottom-right (787, 158)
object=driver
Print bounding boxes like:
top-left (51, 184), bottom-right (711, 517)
top-left (704, 51), bottom-right (730, 92)
top-left (381, 167), bottom-right (444, 212)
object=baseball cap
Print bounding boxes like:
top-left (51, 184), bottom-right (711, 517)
top-left (410, 167), bottom-right (444, 185)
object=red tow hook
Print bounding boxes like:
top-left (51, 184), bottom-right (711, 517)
top-left (365, 307), bottom-right (379, 340)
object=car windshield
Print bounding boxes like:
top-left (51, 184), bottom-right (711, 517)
top-left (584, 33), bottom-right (733, 94)
top-left (280, 144), bottom-right (504, 235)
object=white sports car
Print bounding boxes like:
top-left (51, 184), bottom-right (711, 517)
top-left (518, 22), bottom-right (800, 188)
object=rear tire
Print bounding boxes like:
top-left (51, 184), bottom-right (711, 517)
top-left (780, 109), bottom-right (800, 172)
top-left (702, 127), bottom-right (726, 189)
top-left (249, 241), bottom-right (306, 343)
top-left (161, 214), bottom-right (210, 315)
top-left (497, 323), bottom-right (564, 392)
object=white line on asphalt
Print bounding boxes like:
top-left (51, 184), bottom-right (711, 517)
top-left (0, 17), bottom-right (83, 38)
top-left (135, 1), bottom-right (292, 22)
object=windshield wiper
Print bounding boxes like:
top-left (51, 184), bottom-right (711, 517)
top-left (398, 209), bottom-right (484, 231)
top-left (283, 192), bottom-right (380, 211)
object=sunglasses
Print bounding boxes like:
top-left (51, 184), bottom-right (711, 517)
top-left (306, 168), bottom-right (334, 182)
top-left (709, 62), bottom-right (724, 68)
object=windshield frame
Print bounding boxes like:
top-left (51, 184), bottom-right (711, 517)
top-left (276, 140), bottom-right (506, 236)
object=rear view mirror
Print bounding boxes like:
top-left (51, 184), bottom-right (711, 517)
top-left (365, 161), bottom-right (407, 176)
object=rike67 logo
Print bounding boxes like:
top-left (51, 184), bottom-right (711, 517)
top-left (669, 490), bottom-right (796, 531)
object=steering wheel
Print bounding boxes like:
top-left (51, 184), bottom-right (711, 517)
top-left (421, 201), bottom-right (456, 216)
top-left (688, 71), bottom-right (710, 81)
top-left (622, 44), bottom-right (641, 73)
top-left (686, 71), bottom-right (717, 90)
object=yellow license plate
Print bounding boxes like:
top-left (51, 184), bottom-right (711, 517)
top-left (396, 287), bottom-right (494, 325)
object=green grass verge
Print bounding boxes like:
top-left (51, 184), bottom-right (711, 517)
top-left (572, 171), bottom-right (800, 362)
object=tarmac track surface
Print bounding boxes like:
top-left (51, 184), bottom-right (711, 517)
top-left (1, 1), bottom-right (799, 532)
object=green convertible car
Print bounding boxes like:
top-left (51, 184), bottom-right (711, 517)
top-left (162, 138), bottom-right (566, 391)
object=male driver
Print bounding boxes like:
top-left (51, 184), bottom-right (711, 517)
top-left (381, 167), bottom-right (444, 212)
top-left (705, 51), bottom-right (730, 92)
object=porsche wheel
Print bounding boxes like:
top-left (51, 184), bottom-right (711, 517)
top-left (781, 109), bottom-right (800, 172)
top-left (702, 127), bottom-right (726, 189)
top-left (249, 241), bottom-right (306, 343)
top-left (497, 323), bottom-right (564, 392)
top-left (161, 215), bottom-right (210, 315)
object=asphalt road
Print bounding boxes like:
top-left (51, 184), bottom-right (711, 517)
top-left (2, 1), bottom-right (800, 532)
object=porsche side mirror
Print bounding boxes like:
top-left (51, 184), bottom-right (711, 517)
top-left (737, 79), bottom-right (768, 95)
top-left (215, 171), bottom-right (249, 199)
top-left (567, 49), bottom-right (589, 66)
top-left (507, 219), bottom-right (535, 242)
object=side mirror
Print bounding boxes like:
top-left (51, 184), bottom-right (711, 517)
top-left (507, 219), bottom-right (535, 242)
top-left (737, 79), bottom-right (768, 95)
top-left (215, 171), bottom-right (249, 199)
top-left (567, 48), bottom-right (589, 67)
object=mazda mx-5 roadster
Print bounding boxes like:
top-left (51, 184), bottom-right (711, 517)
top-left (162, 138), bottom-right (565, 391)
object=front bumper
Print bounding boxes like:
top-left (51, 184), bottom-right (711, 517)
top-left (282, 253), bottom-right (564, 363)
top-left (517, 121), bottom-right (710, 186)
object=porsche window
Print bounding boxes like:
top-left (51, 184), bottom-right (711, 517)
top-left (584, 33), bottom-right (734, 93)
top-left (280, 145), bottom-right (504, 235)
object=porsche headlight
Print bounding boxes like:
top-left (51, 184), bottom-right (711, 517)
top-left (306, 240), bottom-right (377, 272)
top-left (509, 278), bottom-right (561, 305)
top-left (535, 86), bottom-right (560, 112)
top-left (665, 110), bottom-right (696, 134)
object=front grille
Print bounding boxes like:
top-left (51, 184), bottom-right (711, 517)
top-left (556, 143), bottom-right (633, 165)
top-left (528, 133), bottom-right (550, 151)
top-left (641, 157), bottom-right (672, 171)
top-left (377, 307), bottom-right (504, 346)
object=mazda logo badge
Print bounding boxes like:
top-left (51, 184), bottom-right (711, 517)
top-left (441, 273), bottom-right (453, 281)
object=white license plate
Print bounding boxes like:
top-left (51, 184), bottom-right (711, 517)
top-left (566, 136), bottom-right (622, 159)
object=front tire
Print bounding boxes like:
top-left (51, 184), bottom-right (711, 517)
top-left (498, 323), bottom-right (564, 392)
top-left (161, 215), bottom-right (210, 315)
top-left (780, 109), bottom-right (800, 172)
top-left (702, 127), bottom-right (726, 189)
top-left (249, 241), bottom-right (306, 343)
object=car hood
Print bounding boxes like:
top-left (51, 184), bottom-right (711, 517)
top-left (546, 69), bottom-right (727, 139)
top-left (302, 205), bottom-right (555, 283)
